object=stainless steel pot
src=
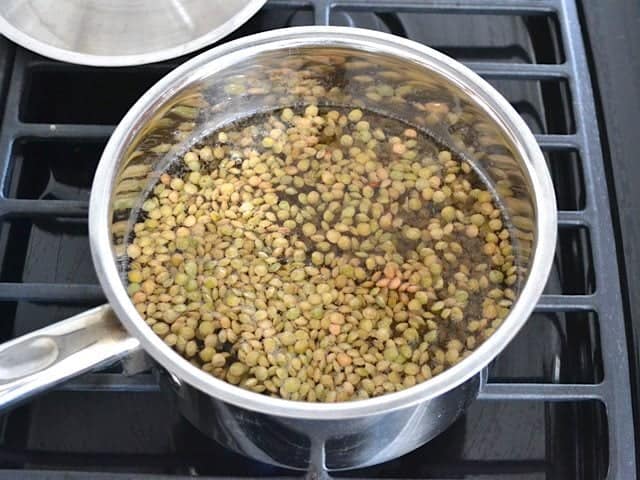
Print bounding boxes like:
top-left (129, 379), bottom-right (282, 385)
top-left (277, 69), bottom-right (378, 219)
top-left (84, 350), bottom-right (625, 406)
top-left (0, 27), bottom-right (556, 473)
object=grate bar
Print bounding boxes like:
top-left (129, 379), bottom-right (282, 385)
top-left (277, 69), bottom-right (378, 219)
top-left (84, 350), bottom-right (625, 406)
top-left (347, 460), bottom-right (550, 478)
top-left (313, 0), bottom-right (557, 15)
top-left (478, 382), bottom-right (603, 401)
top-left (265, 0), bottom-right (312, 8)
top-left (60, 372), bottom-right (607, 404)
top-left (554, 1), bottom-right (635, 477)
top-left (6, 122), bottom-right (114, 139)
top-left (535, 294), bottom-right (594, 312)
top-left (24, 58), bottom-right (175, 73)
top-left (534, 133), bottom-right (579, 149)
top-left (60, 373), bottom-right (160, 393)
top-left (0, 199), bottom-right (88, 219)
top-left (557, 210), bottom-right (589, 227)
top-left (313, 0), bottom-right (331, 24)
top-left (0, 283), bottom-right (104, 302)
top-left (0, 473), bottom-right (298, 480)
top-left (465, 62), bottom-right (569, 80)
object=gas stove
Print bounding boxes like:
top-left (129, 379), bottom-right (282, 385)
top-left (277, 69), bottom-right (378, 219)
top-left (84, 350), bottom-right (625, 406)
top-left (0, 1), bottom-right (636, 479)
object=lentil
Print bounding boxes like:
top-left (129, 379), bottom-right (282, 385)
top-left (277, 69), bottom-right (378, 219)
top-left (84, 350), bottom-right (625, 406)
top-left (127, 105), bottom-right (518, 403)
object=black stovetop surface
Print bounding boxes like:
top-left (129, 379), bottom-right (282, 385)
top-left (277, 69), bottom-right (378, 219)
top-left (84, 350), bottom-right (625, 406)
top-left (0, 1), bottom-right (636, 479)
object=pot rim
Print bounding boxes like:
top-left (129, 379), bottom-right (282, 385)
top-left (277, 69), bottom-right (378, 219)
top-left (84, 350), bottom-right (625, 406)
top-left (90, 26), bottom-right (557, 420)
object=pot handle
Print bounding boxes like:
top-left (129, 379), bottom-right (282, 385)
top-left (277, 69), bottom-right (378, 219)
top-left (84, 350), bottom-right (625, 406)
top-left (0, 304), bottom-right (141, 411)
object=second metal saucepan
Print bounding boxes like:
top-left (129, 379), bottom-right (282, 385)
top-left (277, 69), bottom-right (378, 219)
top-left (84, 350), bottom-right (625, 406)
top-left (0, 0), bottom-right (267, 66)
top-left (0, 27), bottom-right (556, 473)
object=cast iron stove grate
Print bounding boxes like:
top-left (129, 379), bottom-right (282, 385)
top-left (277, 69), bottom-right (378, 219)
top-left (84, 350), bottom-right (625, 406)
top-left (0, 0), bottom-right (633, 479)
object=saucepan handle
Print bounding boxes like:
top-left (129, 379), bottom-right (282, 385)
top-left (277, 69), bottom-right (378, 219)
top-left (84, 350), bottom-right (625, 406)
top-left (0, 304), bottom-right (141, 411)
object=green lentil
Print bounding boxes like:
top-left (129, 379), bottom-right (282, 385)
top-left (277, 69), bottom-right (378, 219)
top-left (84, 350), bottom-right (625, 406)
top-left (127, 105), bottom-right (518, 403)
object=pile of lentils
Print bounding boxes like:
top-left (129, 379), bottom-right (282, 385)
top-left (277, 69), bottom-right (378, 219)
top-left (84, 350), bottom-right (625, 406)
top-left (126, 105), bottom-right (517, 402)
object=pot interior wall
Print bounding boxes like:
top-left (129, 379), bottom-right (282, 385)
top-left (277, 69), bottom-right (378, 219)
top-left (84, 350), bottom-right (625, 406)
top-left (109, 45), bottom-right (536, 290)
